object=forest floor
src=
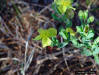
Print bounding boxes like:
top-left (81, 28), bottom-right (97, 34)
top-left (0, 0), bottom-right (99, 75)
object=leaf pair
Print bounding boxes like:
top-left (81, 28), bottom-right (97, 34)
top-left (78, 10), bottom-right (94, 23)
top-left (34, 28), bottom-right (57, 48)
top-left (78, 10), bottom-right (88, 21)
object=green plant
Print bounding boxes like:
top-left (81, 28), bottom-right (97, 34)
top-left (57, 10), bottom-right (99, 64)
top-left (57, 27), bottom-right (76, 48)
top-left (78, 10), bottom-right (94, 24)
top-left (70, 10), bottom-right (99, 64)
top-left (51, 36), bottom-right (68, 48)
top-left (51, 0), bottom-right (75, 27)
top-left (34, 28), bottom-right (57, 48)
top-left (53, 0), bottom-right (74, 14)
top-left (33, 2), bottom-right (99, 64)
top-left (47, 27), bottom-right (75, 48)
top-left (59, 27), bottom-right (75, 40)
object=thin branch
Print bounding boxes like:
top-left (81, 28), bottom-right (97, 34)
top-left (0, 57), bottom-right (21, 62)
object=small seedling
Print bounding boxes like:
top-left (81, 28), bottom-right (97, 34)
top-left (51, 0), bottom-right (75, 27)
top-left (34, 28), bottom-right (57, 48)
top-left (71, 10), bottom-right (99, 64)
top-left (53, 0), bottom-right (74, 14)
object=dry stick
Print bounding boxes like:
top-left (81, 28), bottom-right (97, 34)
top-left (0, 57), bottom-right (20, 62)
top-left (62, 48), bottom-right (70, 71)
top-left (23, 34), bottom-right (30, 75)
top-left (46, 53), bottom-right (84, 75)
top-left (32, 42), bottom-right (43, 50)
top-left (37, 54), bottom-right (58, 65)
top-left (23, 28), bottom-right (35, 75)
top-left (46, 59), bottom-right (64, 75)
top-left (24, 48), bottom-right (35, 71)
top-left (0, 17), bottom-right (8, 35)
top-left (38, 15), bottom-right (56, 28)
top-left (61, 37), bottom-right (70, 71)
top-left (39, 4), bottom-right (51, 14)
top-left (13, 34), bottom-right (42, 53)
top-left (0, 17), bottom-right (14, 36)
top-left (33, 64), bottom-right (42, 75)
top-left (14, 16), bottom-right (27, 44)
top-left (27, 7), bottom-right (56, 29)
top-left (30, 3), bottom-right (45, 8)
top-left (38, 4), bottom-right (56, 28)
top-left (15, 16), bottom-right (23, 29)
top-left (0, 26), bottom-right (13, 58)
top-left (14, 18), bottom-right (42, 49)
top-left (0, 43), bottom-right (9, 49)
top-left (89, 57), bottom-right (99, 74)
top-left (35, 50), bottom-right (78, 74)
top-left (33, 46), bottom-right (79, 74)
top-left (13, 17), bottom-right (21, 39)
top-left (17, 38), bottom-right (42, 51)
top-left (15, 25), bottom-right (19, 39)
top-left (33, 54), bottom-right (58, 75)
top-left (36, 47), bottom-right (74, 61)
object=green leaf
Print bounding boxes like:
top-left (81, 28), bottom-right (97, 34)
top-left (57, 5), bottom-right (67, 14)
top-left (38, 28), bottom-right (44, 34)
top-left (34, 28), bottom-right (57, 48)
top-left (86, 0), bottom-right (91, 5)
top-left (59, 29), bottom-right (67, 39)
top-left (59, 29), bottom-right (70, 41)
top-left (76, 26), bottom-right (82, 33)
top-left (71, 36), bottom-right (78, 47)
top-left (94, 54), bottom-right (99, 64)
top-left (81, 37), bottom-right (88, 43)
top-left (87, 30), bottom-right (94, 39)
top-left (93, 47), bottom-right (99, 55)
top-left (51, 37), bottom-right (59, 47)
top-left (65, 9), bottom-right (74, 19)
top-left (82, 48), bottom-right (92, 56)
top-left (65, 19), bottom-right (72, 27)
top-left (94, 37), bottom-right (99, 44)
top-left (87, 33), bottom-right (94, 39)
top-left (39, 29), bottom-right (48, 38)
top-left (84, 24), bottom-right (89, 33)
top-left (58, 42), bottom-right (68, 48)
top-left (78, 10), bottom-right (84, 20)
top-left (42, 37), bottom-right (51, 48)
top-left (87, 16), bottom-right (94, 23)
top-left (78, 10), bottom-right (88, 20)
top-left (48, 28), bottom-right (57, 37)
top-left (51, 13), bottom-right (60, 21)
top-left (54, 0), bottom-right (73, 14)
top-left (83, 10), bottom-right (88, 20)
top-left (66, 27), bottom-right (76, 36)
top-left (33, 35), bottom-right (41, 40)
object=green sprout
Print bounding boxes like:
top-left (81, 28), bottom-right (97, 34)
top-left (51, 0), bottom-right (75, 27)
top-left (53, 0), bottom-right (74, 14)
top-left (34, 28), bottom-right (57, 48)
top-left (70, 10), bottom-right (99, 64)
